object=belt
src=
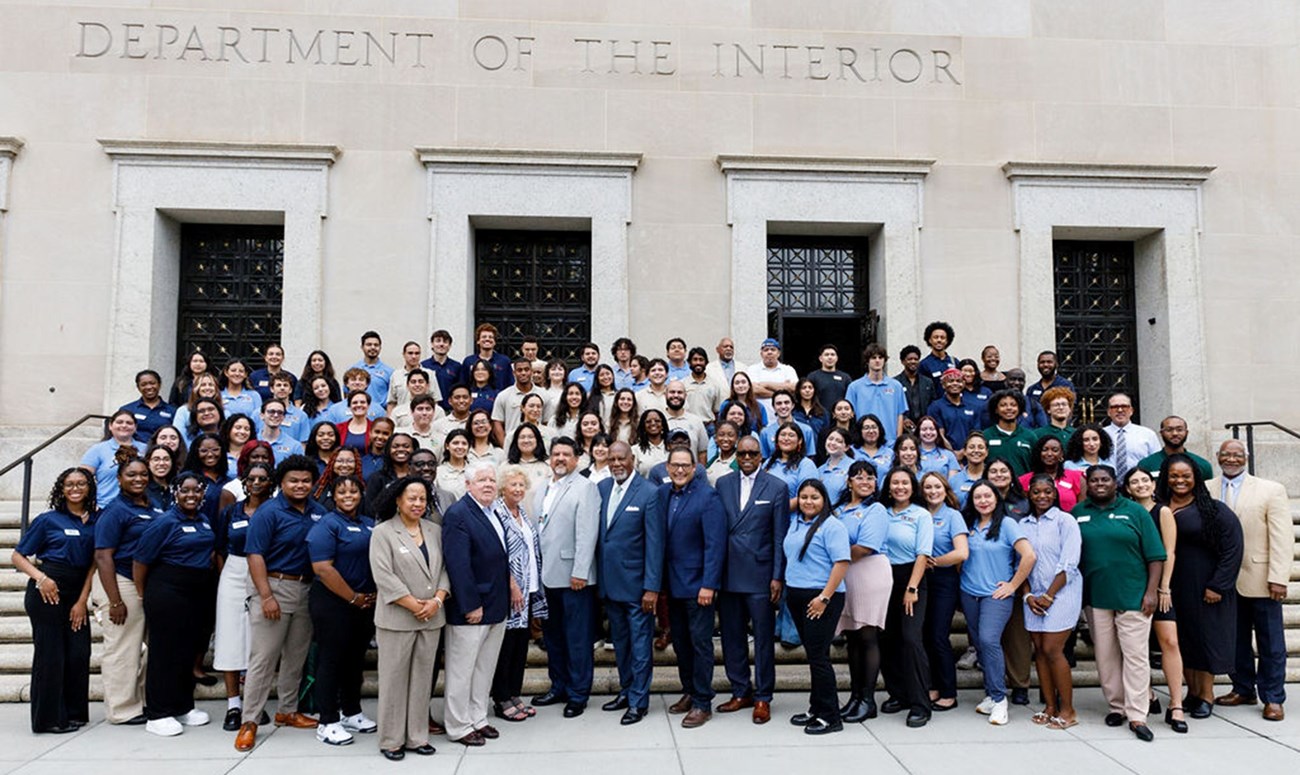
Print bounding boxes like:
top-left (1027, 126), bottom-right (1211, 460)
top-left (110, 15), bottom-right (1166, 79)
top-left (267, 572), bottom-right (310, 583)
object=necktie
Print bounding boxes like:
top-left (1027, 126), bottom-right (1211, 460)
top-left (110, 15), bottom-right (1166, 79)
top-left (1114, 427), bottom-right (1127, 480)
top-left (607, 483), bottom-right (622, 527)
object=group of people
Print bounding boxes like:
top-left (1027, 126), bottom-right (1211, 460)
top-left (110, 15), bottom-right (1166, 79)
top-left (15, 321), bottom-right (1292, 753)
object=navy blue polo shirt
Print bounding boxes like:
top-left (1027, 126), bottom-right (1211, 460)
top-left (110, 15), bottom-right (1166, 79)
top-left (927, 395), bottom-right (985, 448)
top-left (420, 355), bottom-right (463, 409)
top-left (94, 494), bottom-right (163, 578)
top-left (249, 368), bottom-right (297, 403)
top-left (216, 501), bottom-right (255, 558)
top-left (120, 398), bottom-right (177, 444)
top-left (15, 509), bottom-right (97, 570)
top-left (133, 507), bottom-right (214, 570)
top-left (306, 512), bottom-right (377, 593)
top-left (460, 351), bottom-right (513, 390)
top-left (919, 353), bottom-right (959, 391)
top-left (245, 493), bottom-right (327, 575)
top-left (1025, 374), bottom-right (1075, 413)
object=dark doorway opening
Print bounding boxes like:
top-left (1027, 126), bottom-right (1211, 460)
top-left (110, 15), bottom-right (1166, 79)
top-left (766, 235), bottom-right (873, 376)
top-left (177, 224), bottom-right (284, 367)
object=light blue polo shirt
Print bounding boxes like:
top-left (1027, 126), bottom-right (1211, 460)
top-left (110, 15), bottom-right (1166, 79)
top-left (881, 504), bottom-right (934, 565)
top-left (845, 375), bottom-right (910, 445)
top-left (835, 501), bottom-right (889, 553)
top-left (929, 504), bottom-right (969, 558)
top-left (783, 515), bottom-right (850, 592)
top-left (960, 517), bottom-right (1026, 597)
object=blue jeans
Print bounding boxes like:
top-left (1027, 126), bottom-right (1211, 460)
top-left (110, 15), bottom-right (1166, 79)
top-left (960, 592), bottom-right (1014, 702)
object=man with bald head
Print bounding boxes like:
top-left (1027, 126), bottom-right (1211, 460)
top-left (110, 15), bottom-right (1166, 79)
top-left (705, 337), bottom-right (747, 402)
top-left (1209, 440), bottom-right (1292, 721)
top-left (595, 441), bottom-right (664, 725)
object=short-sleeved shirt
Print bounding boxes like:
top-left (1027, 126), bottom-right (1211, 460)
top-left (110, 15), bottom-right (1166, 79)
top-left (352, 359), bottom-right (395, 407)
top-left (120, 398), bottom-right (176, 444)
top-left (759, 418), bottom-right (816, 460)
top-left (807, 369), bottom-right (851, 414)
top-left (259, 431), bottom-right (305, 465)
top-left (491, 384), bottom-right (549, 439)
top-left (460, 351), bottom-right (513, 390)
top-left (919, 446), bottom-right (960, 479)
top-left (81, 438), bottom-right (149, 508)
top-left (817, 457), bottom-right (853, 505)
top-left (306, 511), bottom-right (377, 593)
top-left (249, 369), bottom-right (297, 403)
top-left (764, 457), bottom-right (819, 509)
top-left (1025, 375), bottom-right (1075, 412)
top-left (94, 494), bottom-right (163, 578)
top-left (1033, 423), bottom-right (1076, 451)
top-left (845, 375), bottom-right (909, 445)
top-left (1136, 450), bottom-right (1213, 481)
top-left (683, 378), bottom-right (720, 422)
top-left (749, 362), bottom-right (798, 416)
top-left (133, 507), bottom-right (214, 569)
top-left (881, 504), bottom-right (935, 565)
top-left (919, 352), bottom-right (959, 391)
top-left (948, 467), bottom-right (981, 507)
top-left (220, 388), bottom-right (263, 422)
top-left (927, 395), bottom-right (985, 449)
top-left (16, 509), bottom-right (96, 569)
top-left (216, 500), bottom-right (254, 558)
top-left (982, 423), bottom-right (1036, 476)
top-left (960, 516), bottom-right (1025, 597)
top-left (567, 366), bottom-right (598, 393)
top-left (783, 515), bottom-right (850, 591)
top-left (279, 403), bottom-right (312, 443)
top-left (665, 412), bottom-right (710, 457)
top-left (245, 493), bottom-right (328, 576)
top-left (420, 355), bottom-right (464, 408)
top-left (1073, 496), bottom-right (1167, 611)
top-left (834, 501), bottom-right (889, 553)
top-left (929, 505), bottom-right (969, 558)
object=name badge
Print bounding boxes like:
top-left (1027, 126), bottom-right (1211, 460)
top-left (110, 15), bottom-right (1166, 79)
top-left (963, 410), bottom-right (974, 416)
top-left (63, 528), bottom-right (81, 536)
top-left (988, 439), bottom-right (1002, 446)
top-left (1060, 481), bottom-right (1073, 490)
top-left (135, 513), bottom-right (153, 520)
top-left (258, 380), bottom-right (269, 387)
top-left (231, 520), bottom-right (249, 529)
top-left (181, 526), bottom-right (197, 533)
top-left (1110, 513), bottom-right (1129, 521)
top-left (346, 526), bottom-right (362, 533)
top-left (833, 375), bottom-right (843, 381)
top-left (755, 499), bottom-right (771, 505)
top-left (134, 413), bottom-right (147, 420)
top-left (1077, 515), bottom-right (1091, 523)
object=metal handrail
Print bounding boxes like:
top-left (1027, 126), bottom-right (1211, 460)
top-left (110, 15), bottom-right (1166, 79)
top-left (1223, 421), bottom-right (1300, 476)
top-left (0, 413), bottom-right (110, 533)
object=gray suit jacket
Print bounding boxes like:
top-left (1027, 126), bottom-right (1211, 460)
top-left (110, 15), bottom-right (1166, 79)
top-left (532, 472), bottom-right (600, 588)
top-left (369, 517), bottom-right (450, 631)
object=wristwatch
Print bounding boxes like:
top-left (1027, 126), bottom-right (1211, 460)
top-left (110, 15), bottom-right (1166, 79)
top-left (816, 595), bottom-right (830, 605)
top-left (906, 586), bottom-right (918, 594)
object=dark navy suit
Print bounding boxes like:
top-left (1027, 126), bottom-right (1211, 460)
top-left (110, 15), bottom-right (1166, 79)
top-left (716, 469), bottom-right (789, 702)
top-left (597, 473), bottom-right (665, 711)
top-left (441, 494), bottom-right (511, 626)
top-left (660, 475), bottom-right (726, 711)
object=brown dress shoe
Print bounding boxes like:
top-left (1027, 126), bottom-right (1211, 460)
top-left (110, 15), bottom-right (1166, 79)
top-left (478, 724), bottom-right (500, 739)
top-left (668, 695), bottom-right (693, 714)
top-left (428, 717), bottom-right (446, 735)
top-left (681, 708), bottom-right (712, 728)
top-left (456, 730), bottom-right (486, 746)
top-left (1263, 703), bottom-right (1285, 721)
top-left (1214, 692), bottom-right (1258, 707)
top-left (752, 701), bottom-right (771, 725)
top-left (654, 634), bottom-right (671, 651)
top-left (274, 712), bottom-right (318, 729)
top-left (234, 722), bottom-right (257, 752)
top-left (717, 696), bottom-right (754, 713)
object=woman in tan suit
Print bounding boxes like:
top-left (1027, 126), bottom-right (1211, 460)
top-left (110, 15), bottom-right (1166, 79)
top-left (370, 475), bottom-right (451, 761)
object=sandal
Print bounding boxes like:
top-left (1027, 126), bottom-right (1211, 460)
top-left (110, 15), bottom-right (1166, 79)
top-left (1031, 711), bottom-right (1052, 725)
top-left (494, 702), bottom-right (528, 722)
top-left (1047, 716), bottom-right (1078, 730)
top-left (513, 697), bottom-right (536, 717)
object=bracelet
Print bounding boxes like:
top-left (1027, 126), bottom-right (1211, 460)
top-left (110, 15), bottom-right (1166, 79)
top-left (1041, 594), bottom-right (1054, 603)
top-left (1157, 588), bottom-right (1171, 595)
top-left (109, 600), bottom-right (125, 609)
top-left (349, 593), bottom-right (359, 606)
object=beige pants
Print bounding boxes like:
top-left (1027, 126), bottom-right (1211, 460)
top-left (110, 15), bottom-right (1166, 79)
top-left (376, 627), bottom-right (440, 751)
top-left (1002, 596), bottom-right (1033, 689)
top-left (242, 577), bottom-right (313, 723)
top-left (1086, 607), bottom-right (1152, 722)
top-left (90, 573), bottom-right (146, 723)
top-left (443, 622), bottom-right (506, 740)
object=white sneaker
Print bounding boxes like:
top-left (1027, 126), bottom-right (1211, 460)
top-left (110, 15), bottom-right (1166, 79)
top-left (975, 695), bottom-right (996, 715)
top-left (177, 709), bottom-right (210, 726)
top-left (989, 699), bottom-right (1009, 725)
top-left (957, 647), bottom-right (979, 670)
top-left (316, 722), bottom-right (355, 746)
top-left (340, 712), bottom-right (377, 733)
top-left (146, 717), bottom-right (183, 737)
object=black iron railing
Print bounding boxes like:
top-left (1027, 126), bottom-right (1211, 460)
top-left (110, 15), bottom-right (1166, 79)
top-left (1223, 421), bottom-right (1300, 476)
top-left (0, 414), bottom-right (109, 533)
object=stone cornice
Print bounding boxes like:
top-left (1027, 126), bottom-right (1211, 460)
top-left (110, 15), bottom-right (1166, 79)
top-left (717, 154), bottom-right (934, 176)
top-left (0, 137), bottom-right (22, 159)
top-left (415, 147), bottom-right (641, 170)
top-left (99, 139), bottom-right (340, 164)
top-left (1002, 161), bottom-right (1214, 184)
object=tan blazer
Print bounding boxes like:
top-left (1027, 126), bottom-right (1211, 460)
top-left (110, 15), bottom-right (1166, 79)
top-left (369, 517), bottom-right (451, 631)
top-left (1208, 473), bottom-right (1292, 597)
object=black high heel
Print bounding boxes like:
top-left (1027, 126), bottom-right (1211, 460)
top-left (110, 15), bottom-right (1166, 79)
top-left (1165, 707), bottom-right (1188, 734)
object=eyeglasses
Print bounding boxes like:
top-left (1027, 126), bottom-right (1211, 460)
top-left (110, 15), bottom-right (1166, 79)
top-left (264, 409), bottom-right (284, 416)
top-left (667, 462), bottom-right (694, 469)
top-left (63, 481), bottom-right (89, 489)
top-left (1108, 404), bottom-right (1132, 411)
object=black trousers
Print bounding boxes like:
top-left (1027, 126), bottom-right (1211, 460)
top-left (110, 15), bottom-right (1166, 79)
top-left (25, 563), bottom-right (91, 732)
top-left (880, 563), bottom-right (931, 714)
top-left (490, 627), bottom-right (532, 703)
top-left (308, 581), bottom-right (375, 724)
top-left (143, 564), bottom-right (210, 719)
top-left (788, 588), bottom-right (845, 721)
top-left (668, 597), bottom-right (716, 710)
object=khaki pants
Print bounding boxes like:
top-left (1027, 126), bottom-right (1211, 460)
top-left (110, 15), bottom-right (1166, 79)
top-left (1002, 596), bottom-right (1033, 689)
top-left (242, 577), bottom-right (313, 724)
top-left (90, 574), bottom-right (146, 723)
top-left (443, 622), bottom-right (506, 740)
top-left (1086, 607), bottom-right (1152, 722)
top-left (375, 627), bottom-right (440, 751)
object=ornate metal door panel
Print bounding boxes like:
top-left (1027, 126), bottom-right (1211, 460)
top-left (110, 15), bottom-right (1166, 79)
top-left (475, 230), bottom-right (591, 362)
top-left (1053, 240), bottom-right (1139, 423)
top-left (177, 225), bottom-right (284, 366)
top-left (766, 236), bottom-right (870, 373)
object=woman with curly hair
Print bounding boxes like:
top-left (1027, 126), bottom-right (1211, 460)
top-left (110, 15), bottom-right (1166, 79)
top-left (13, 468), bottom-right (98, 733)
top-left (293, 349), bottom-right (341, 405)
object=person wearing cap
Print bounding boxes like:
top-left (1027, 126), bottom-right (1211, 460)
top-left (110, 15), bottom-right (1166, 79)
top-left (926, 368), bottom-right (985, 450)
top-left (845, 344), bottom-right (908, 446)
top-left (749, 338), bottom-right (798, 419)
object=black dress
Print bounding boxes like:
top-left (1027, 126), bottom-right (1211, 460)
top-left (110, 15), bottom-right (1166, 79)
top-left (1169, 502), bottom-right (1243, 673)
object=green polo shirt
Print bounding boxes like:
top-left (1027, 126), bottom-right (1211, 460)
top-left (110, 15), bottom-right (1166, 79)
top-left (1033, 423), bottom-right (1075, 450)
top-left (983, 423), bottom-right (1035, 476)
top-left (1072, 496), bottom-right (1166, 611)
top-left (1136, 450), bottom-right (1213, 481)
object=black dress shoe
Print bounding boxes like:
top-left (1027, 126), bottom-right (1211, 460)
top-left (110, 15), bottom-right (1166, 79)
top-left (804, 717), bottom-right (844, 735)
top-left (1104, 712), bottom-right (1126, 727)
top-left (1165, 707), bottom-right (1188, 734)
top-left (194, 673), bottom-right (219, 687)
top-left (1149, 696), bottom-right (1162, 715)
top-left (37, 725), bottom-right (78, 734)
top-left (404, 743), bottom-right (437, 756)
top-left (531, 689), bottom-right (569, 707)
top-left (1188, 697), bottom-right (1213, 719)
top-left (621, 708), bottom-right (648, 726)
top-left (602, 695), bottom-right (629, 712)
top-left (862, 699), bottom-right (878, 719)
top-left (1130, 723), bottom-right (1154, 742)
top-left (123, 714), bottom-right (148, 726)
top-left (223, 707), bottom-right (242, 731)
top-left (841, 699), bottom-right (870, 724)
top-left (881, 698), bottom-right (905, 714)
top-left (381, 748), bottom-right (405, 761)
top-left (563, 702), bottom-right (586, 718)
top-left (258, 710), bottom-right (271, 725)
top-left (790, 711), bottom-right (815, 726)
top-left (905, 709), bottom-right (930, 728)
top-left (1010, 688), bottom-right (1030, 706)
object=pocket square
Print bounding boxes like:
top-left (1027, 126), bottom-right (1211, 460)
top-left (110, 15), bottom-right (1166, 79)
top-left (625, 506), bottom-right (641, 512)
top-left (755, 500), bottom-right (771, 505)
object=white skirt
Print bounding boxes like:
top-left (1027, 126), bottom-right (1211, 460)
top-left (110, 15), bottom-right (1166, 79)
top-left (212, 554), bottom-right (251, 671)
